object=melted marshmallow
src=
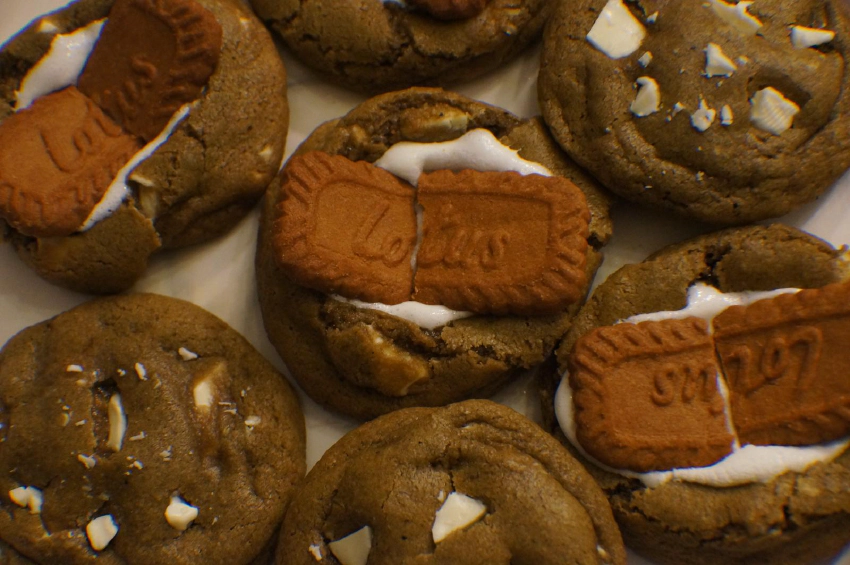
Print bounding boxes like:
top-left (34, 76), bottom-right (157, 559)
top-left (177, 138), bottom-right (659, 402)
top-left (555, 284), bottom-right (850, 487)
top-left (333, 296), bottom-right (472, 330)
top-left (14, 19), bottom-right (105, 111)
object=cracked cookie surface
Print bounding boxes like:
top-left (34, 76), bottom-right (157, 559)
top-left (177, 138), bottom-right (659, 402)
top-left (249, 0), bottom-right (549, 92)
top-left (255, 87), bottom-right (613, 420)
top-left (276, 399), bottom-right (625, 565)
top-left (0, 293), bottom-right (305, 565)
top-left (539, 224), bottom-right (850, 565)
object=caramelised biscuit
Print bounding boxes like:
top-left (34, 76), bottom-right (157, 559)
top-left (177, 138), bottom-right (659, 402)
top-left (414, 169), bottom-right (590, 315)
top-left (78, 0), bottom-right (222, 141)
top-left (0, 293), bottom-right (305, 565)
top-left (569, 317), bottom-right (732, 472)
top-left (714, 280), bottom-right (850, 446)
top-left (540, 224), bottom-right (850, 565)
top-left (276, 400), bottom-right (625, 565)
top-left (257, 88), bottom-right (613, 420)
top-left (0, 87), bottom-right (141, 237)
top-left (249, 0), bottom-right (550, 92)
top-left (538, 0), bottom-right (850, 224)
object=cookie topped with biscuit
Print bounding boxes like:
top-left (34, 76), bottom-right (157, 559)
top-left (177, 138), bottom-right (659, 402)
top-left (539, 0), bottom-right (850, 224)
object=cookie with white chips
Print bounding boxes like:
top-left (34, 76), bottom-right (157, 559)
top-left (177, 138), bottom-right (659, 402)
top-left (539, 0), bottom-right (850, 224)
top-left (276, 400), bottom-right (625, 565)
top-left (0, 294), bottom-right (305, 564)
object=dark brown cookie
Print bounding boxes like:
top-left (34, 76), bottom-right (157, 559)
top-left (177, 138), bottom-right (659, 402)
top-left (0, 293), bottom-right (305, 565)
top-left (256, 87), bottom-right (613, 420)
top-left (276, 400), bottom-right (625, 565)
top-left (540, 224), bottom-right (850, 565)
top-left (249, 0), bottom-right (550, 92)
top-left (539, 0), bottom-right (850, 224)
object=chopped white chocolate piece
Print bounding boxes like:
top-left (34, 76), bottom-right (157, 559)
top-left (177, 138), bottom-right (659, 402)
top-left (690, 99), bottom-right (717, 132)
top-left (78, 454), bottom-right (97, 469)
top-left (671, 102), bottom-right (685, 116)
top-left (638, 51), bottom-right (652, 67)
top-left (178, 347), bottom-right (199, 361)
top-left (193, 380), bottom-right (214, 408)
top-left (750, 87), bottom-right (800, 135)
top-left (790, 26), bottom-right (835, 49)
top-left (129, 431), bottom-right (146, 441)
top-left (244, 415), bottom-right (261, 427)
top-left (646, 11), bottom-right (658, 24)
top-left (586, 0), bottom-right (646, 59)
top-left (38, 19), bottom-right (59, 33)
top-left (131, 460), bottom-right (144, 470)
top-left (165, 496), bottom-right (199, 531)
top-left (27, 489), bottom-right (43, 514)
top-left (630, 77), bottom-right (661, 117)
top-left (60, 413), bottom-right (70, 427)
top-left (704, 43), bottom-right (737, 77)
top-left (721, 105), bottom-right (734, 125)
top-left (437, 490), bottom-right (446, 502)
top-left (86, 515), bottom-right (118, 551)
top-left (66, 365), bottom-right (83, 373)
top-left (709, 0), bottom-right (762, 35)
top-left (9, 486), bottom-right (43, 513)
top-left (432, 492), bottom-right (487, 543)
top-left (75, 419), bottom-right (87, 427)
top-left (107, 393), bottom-right (127, 452)
top-left (328, 526), bottom-right (372, 565)
top-left (134, 363), bottom-right (147, 381)
top-left (308, 544), bottom-right (323, 561)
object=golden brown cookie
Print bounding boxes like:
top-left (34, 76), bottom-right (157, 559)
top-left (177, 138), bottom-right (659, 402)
top-left (0, 293), bottom-right (305, 565)
top-left (256, 87), bottom-right (613, 420)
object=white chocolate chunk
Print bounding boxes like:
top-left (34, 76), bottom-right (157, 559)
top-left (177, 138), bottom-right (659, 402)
top-left (38, 19), bottom-right (59, 33)
top-left (308, 544), bottom-right (323, 561)
top-left (165, 496), bottom-right (199, 531)
top-left (690, 99), bottom-right (717, 132)
top-left (107, 394), bottom-right (127, 452)
top-left (78, 454), bottom-right (97, 469)
top-left (9, 486), bottom-right (42, 513)
top-left (328, 526), bottom-right (372, 565)
top-left (709, 0), bottom-right (762, 35)
top-left (750, 87), bottom-right (800, 135)
top-left (790, 26), bottom-right (835, 49)
top-left (66, 365), bottom-right (83, 373)
top-left (638, 51), bottom-right (653, 67)
top-left (704, 43), bottom-right (737, 77)
top-left (721, 105), bottom-right (734, 126)
top-left (646, 11), bottom-right (658, 24)
top-left (586, 0), bottom-right (646, 59)
top-left (671, 102), bottom-right (685, 116)
top-left (178, 347), bottom-right (198, 361)
top-left (244, 415), bottom-right (261, 427)
top-left (193, 380), bottom-right (214, 409)
top-left (86, 515), bottom-right (118, 551)
top-left (134, 363), bottom-right (147, 381)
top-left (27, 489), bottom-right (43, 514)
top-left (432, 492), bottom-right (487, 543)
top-left (630, 77), bottom-right (661, 117)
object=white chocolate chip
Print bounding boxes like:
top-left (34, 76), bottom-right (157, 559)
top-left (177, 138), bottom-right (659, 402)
top-left (671, 102), bottom-right (685, 117)
top-left (704, 43), bottom-right (737, 77)
top-left (750, 87), bottom-right (800, 135)
top-left (328, 526), bottom-right (372, 565)
top-left (709, 0), bottom-right (762, 35)
top-left (60, 413), bottom-right (70, 427)
top-left (193, 380), bottom-right (214, 409)
top-left (646, 11), bottom-right (658, 24)
top-left (78, 454), bottom-right (97, 469)
top-left (86, 515), bottom-right (118, 551)
top-left (38, 19), bottom-right (59, 34)
top-left (75, 420), bottom-right (87, 427)
top-left (630, 77), bottom-right (661, 117)
top-left (244, 415), bottom-right (261, 428)
top-left (9, 486), bottom-right (42, 514)
top-left (586, 0), bottom-right (646, 59)
top-left (129, 431), bottom-right (146, 441)
top-left (107, 393), bottom-right (127, 452)
top-left (165, 496), bottom-right (199, 531)
top-left (790, 26), bottom-right (835, 49)
top-left (178, 347), bottom-right (198, 361)
top-left (308, 544), bottom-right (323, 561)
top-left (690, 99), bottom-right (717, 132)
top-left (437, 490), bottom-right (446, 502)
top-left (66, 365), bottom-right (83, 373)
top-left (259, 145), bottom-right (275, 162)
top-left (721, 105), bottom-right (734, 126)
top-left (432, 492), bottom-right (487, 543)
top-left (638, 51), bottom-right (652, 67)
top-left (134, 363), bottom-right (147, 381)
top-left (131, 460), bottom-right (144, 470)
top-left (117, 368), bottom-right (127, 377)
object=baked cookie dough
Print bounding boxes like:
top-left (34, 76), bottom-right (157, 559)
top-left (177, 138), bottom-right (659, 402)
top-left (538, 0), bottom-right (850, 224)
top-left (249, 0), bottom-right (550, 92)
top-left (540, 224), bottom-right (850, 565)
top-left (276, 399), bottom-right (626, 565)
top-left (0, 0), bottom-right (288, 293)
top-left (0, 293), bottom-right (306, 564)
top-left (256, 87), bottom-right (613, 420)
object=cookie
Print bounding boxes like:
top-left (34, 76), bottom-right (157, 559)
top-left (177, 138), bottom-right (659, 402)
top-left (0, 293), bottom-right (306, 564)
top-left (256, 87), bottom-right (613, 419)
top-left (0, 0), bottom-right (288, 293)
top-left (276, 399), bottom-right (625, 565)
top-left (540, 224), bottom-right (850, 565)
top-left (538, 0), bottom-right (850, 224)
top-left (249, 0), bottom-right (550, 92)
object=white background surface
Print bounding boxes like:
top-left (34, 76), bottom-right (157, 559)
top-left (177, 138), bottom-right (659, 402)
top-left (1, 1), bottom-right (849, 563)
